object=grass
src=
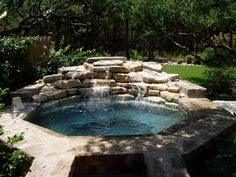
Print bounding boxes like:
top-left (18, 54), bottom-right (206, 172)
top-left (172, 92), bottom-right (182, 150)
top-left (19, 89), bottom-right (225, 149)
top-left (162, 65), bottom-right (208, 86)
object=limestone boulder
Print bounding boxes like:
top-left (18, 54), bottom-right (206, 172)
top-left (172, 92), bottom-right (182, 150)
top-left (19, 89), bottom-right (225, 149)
top-left (143, 62), bottom-right (163, 72)
top-left (148, 84), bottom-right (168, 91)
top-left (148, 90), bottom-right (160, 96)
top-left (110, 87), bottom-right (128, 94)
top-left (116, 83), bottom-right (129, 88)
top-left (109, 66), bottom-right (130, 73)
top-left (144, 97), bottom-right (166, 104)
top-left (40, 90), bottom-right (67, 100)
top-left (168, 86), bottom-right (180, 93)
top-left (93, 60), bottom-right (124, 66)
top-left (66, 88), bottom-right (78, 95)
top-left (74, 70), bottom-right (94, 80)
top-left (54, 79), bottom-right (81, 89)
top-left (138, 70), bottom-right (169, 83)
top-left (82, 79), bottom-right (116, 87)
top-left (176, 80), bottom-right (207, 98)
top-left (160, 91), bottom-right (179, 103)
top-left (32, 95), bottom-right (48, 103)
top-left (65, 72), bottom-right (79, 79)
top-left (78, 87), bottom-right (110, 97)
top-left (128, 88), bottom-right (147, 97)
top-left (125, 61), bottom-right (143, 72)
top-left (58, 66), bottom-right (85, 74)
top-left (43, 74), bottom-right (62, 83)
top-left (86, 56), bottom-right (127, 63)
top-left (113, 73), bottom-right (130, 83)
top-left (11, 83), bottom-right (44, 102)
top-left (178, 98), bottom-right (218, 114)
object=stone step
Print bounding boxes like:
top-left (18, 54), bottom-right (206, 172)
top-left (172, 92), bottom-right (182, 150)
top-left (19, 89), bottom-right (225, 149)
top-left (113, 73), bottom-right (143, 83)
top-left (176, 80), bottom-right (207, 98)
top-left (93, 60), bottom-right (124, 66)
top-left (86, 56), bottom-right (127, 63)
top-left (54, 79), bottom-right (81, 89)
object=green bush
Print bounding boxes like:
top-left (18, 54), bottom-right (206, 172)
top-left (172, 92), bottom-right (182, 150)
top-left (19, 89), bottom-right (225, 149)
top-left (200, 47), bottom-right (235, 67)
top-left (130, 49), bottom-right (143, 61)
top-left (0, 125), bottom-right (27, 177)
top-left (0, 88), bottom-right (9, 110)
top-left (0, 37), bottom-right (39, 90)
top-left (42, 44), bottom-right (102, 74)
top-left (203, 68), bottom-right (236, 98)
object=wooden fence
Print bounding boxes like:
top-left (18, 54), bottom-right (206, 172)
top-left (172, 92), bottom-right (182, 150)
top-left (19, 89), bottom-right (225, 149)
top-left (28, 36), bottom-right (52, 64)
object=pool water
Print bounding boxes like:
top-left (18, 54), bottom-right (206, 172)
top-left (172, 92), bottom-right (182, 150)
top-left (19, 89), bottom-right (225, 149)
top-left (27, 99), bottom-right (186, 136)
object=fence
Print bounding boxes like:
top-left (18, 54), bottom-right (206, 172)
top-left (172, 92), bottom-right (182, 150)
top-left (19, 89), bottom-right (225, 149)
top-left (28, 36), bottom-right (52, 64)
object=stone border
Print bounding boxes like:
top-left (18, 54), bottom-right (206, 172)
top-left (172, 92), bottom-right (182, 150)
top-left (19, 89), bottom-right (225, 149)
top-left (1, 95), bottom-right (236, 177)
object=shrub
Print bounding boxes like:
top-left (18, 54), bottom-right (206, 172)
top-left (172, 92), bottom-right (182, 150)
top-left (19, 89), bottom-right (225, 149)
top-left (0, 37), bottom-right (39, 90)
top-left (0, 88), bottom-right (9, 110)
top-left (42, 44), bottom-right (102, 74)
top-left (0, 125), bottom-right (28, 177)
top-left (203, 67), bottom-right (236, 98)
top-left (130, 49), bottom-right (143, 61)
top-left (200, 47), bottom-right (235, 67)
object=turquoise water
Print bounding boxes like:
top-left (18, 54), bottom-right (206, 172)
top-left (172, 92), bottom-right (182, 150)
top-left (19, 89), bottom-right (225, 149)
top-left (27, 99), bottom-right (185, 136)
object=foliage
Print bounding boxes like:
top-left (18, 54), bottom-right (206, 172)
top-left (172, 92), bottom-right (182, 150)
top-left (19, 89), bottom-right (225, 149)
top-left (203, 68), bottom-right (236, 97)
top-left (0, 125), bottom-right (26, 177)
top-left (200, 131), bottom-right (236, 177)
top-left (130, 49), bottom-right (143, 61)
top-left (0, 88), bottom-right (9, 110)
top-left (0, 37), bottom-right (38, 60)
top-left (41, 44), bottom-right (103, 74)
top-left (0, 37), bottom-right (39, 90)
top-left (200, 47), bottom-right (235, 67)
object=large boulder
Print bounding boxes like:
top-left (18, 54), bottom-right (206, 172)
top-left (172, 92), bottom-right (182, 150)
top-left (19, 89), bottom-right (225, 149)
top-left (43, 74), bottom-right (63, 83)
top-left (178, 98), bottom-right (217, 114)
top-left (54, 79), bottom-right (81, 89)
top-left (81, 79), bottom-right (116, 87)
top-left (86, 56), bottom-right (127, 63)
top-left (176, 80), bottom-right (207, 98)
top-left (143, 62), bottom-right (163, 72)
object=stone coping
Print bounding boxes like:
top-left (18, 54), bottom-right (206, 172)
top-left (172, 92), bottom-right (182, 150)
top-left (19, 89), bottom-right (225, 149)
top-left (1, 95), bottom-right (236, 177)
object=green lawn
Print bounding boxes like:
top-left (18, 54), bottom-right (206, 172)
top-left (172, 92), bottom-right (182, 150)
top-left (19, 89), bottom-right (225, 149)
top-left (162, 65), bottom-right (208, 86)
